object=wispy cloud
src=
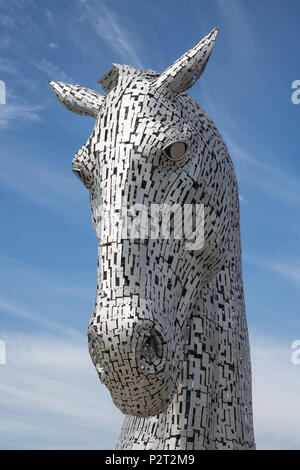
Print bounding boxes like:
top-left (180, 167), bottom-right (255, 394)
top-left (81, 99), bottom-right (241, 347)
top-left (198, 82), bottom-right (242, 138)
top-left (0, 15), bottom-right (15, 28)
top-left (0, 298), bottom-right (73, 336)
top-left (0, 0), bottom-right (37, 36)
top-left (0, 36), bottom-right (12, 50)
top-left (28, 58), bottom-right (73, 82)
top-left (45, 8), bottom-right (54, 24)
top-left (0, 57), bottom-right (18, 74)
top-left (0, 253), bottom-right (94, 303)
top-left (0, 253), bottom-right (95, 335)
top-left (78, 0), bottom-right (145, 69)
top-left (0, 103), bottom-right (43, 129)
top-left (0, 150), bottom-right (86, 211)
top-left (224, 136), bottom-right (300, 207)
top-left (0, 80), bottom-right (43, 129)
top-left (216, 0), bottom-right (257, 67)
top-left (245, 253), bottom-right (300, 286)
top-left (0, 332), bottom-right (123, 449)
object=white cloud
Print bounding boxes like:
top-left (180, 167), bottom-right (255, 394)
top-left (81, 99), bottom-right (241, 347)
top-left (0, 83), bottom-right (43, 129)
top-left (0, 103), bottom-right (43, 129)
top-left (0, 333), bottom-right (123, 449)
top-left (0, 331), bottom-right (299, 449)
top-left (251, 334), bottom-right (300, 449)
top-left (49, 42), bottom-right (58, 49)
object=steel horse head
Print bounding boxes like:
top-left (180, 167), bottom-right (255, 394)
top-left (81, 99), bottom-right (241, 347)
top-left (49, 28), bottom-right (249, 427)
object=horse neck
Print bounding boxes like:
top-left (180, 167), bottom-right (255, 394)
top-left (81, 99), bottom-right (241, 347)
top-left (116, 226), bottom-right (255, 450)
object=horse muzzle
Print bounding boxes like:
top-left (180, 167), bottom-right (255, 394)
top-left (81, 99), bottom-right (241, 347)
top-left (87, 317), bottom-right (179, 417)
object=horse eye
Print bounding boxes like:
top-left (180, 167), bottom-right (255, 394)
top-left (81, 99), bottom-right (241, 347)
top-left (73, 168), bottom-right (83, 179)
top-left (72, 166), bottom-right (93, 189)
top-left (162, 141), bottom-right (188, 161)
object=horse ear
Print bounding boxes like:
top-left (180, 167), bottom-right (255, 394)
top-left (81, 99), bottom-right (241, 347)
top-left (49, 81), bottom-right (105, 118)
top-left (153, 27), bottom-right (219, 95)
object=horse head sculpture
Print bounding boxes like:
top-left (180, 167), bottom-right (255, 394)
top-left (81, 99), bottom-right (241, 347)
top-left (50, 28), bottom-right (255, 449)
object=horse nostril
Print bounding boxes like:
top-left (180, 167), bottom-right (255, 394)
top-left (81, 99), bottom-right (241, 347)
top-left (142, 333), bottom-right (162, 362)
top-left (137, 328), bottom-right (167, 375)
top-left (87, 326), bottom-right (107, 382)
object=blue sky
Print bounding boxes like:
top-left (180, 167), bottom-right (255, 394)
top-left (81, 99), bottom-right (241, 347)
top-left (0, 0), bottom-right (300, 449)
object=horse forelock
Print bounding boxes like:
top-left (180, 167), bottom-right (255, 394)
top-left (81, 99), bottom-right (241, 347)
top-left (98, 63), bottom-right (159, 95)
